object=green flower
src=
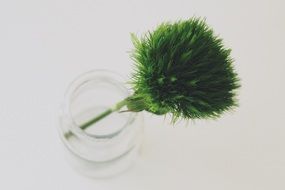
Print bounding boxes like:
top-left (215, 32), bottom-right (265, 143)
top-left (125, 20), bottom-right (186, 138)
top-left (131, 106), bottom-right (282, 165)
top-left (73, 17), bottom-right (241, 132)
top-left (129, 17), bottom-right (240, 121)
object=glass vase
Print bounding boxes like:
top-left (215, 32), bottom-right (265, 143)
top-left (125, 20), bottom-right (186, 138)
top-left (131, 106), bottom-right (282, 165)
top-left (58, 70), bottom-right (144, 178)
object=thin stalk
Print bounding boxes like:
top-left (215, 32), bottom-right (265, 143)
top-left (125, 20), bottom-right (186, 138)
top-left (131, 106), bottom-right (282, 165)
top-left (80, 98), bottom-right (128, 129)
top-left (64, 98), bottom-right (129, 139)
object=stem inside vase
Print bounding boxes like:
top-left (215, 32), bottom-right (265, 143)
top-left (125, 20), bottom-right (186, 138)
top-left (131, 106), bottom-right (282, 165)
top-left (64, 98), bottom-right (129, 139)
top-left (80, 98), bottom-right (128, 130)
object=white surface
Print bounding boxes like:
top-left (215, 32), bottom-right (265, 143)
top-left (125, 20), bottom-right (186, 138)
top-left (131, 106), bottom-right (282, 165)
top-left (0, 0), bottom-right (284, 189)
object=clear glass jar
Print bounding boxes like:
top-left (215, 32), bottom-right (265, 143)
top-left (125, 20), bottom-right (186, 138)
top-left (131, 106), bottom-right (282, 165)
top-left (58, 70), bottom-right (144, 178)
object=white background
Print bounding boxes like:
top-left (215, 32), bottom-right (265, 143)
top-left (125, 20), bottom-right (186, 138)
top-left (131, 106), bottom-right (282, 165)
top-left (0, 0), bottom-right (284, 189)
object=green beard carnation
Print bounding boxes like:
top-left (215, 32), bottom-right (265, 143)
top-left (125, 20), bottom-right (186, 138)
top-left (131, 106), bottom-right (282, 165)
top-left (128, 17), bottom-right (240, 120)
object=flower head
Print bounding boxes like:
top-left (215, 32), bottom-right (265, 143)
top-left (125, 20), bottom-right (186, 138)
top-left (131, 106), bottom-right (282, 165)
top-left (129, 18), bottom-right (240, 120)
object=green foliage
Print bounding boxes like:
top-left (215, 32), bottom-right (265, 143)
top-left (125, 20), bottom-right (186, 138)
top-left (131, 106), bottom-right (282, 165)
top-left (128, 17), bottom-right (240, 121)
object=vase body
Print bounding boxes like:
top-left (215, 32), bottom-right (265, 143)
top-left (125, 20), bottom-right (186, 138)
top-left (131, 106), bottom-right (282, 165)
top-left (58, 70), bottom-right (143, 178)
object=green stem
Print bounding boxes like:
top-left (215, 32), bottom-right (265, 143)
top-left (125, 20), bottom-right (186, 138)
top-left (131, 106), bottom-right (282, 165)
top-left (64, 98), bottom-right (129, 139)
top-left (80, 109), bottom-right (113, 130)
top-left (80, 98), bottom-right (128, 130)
